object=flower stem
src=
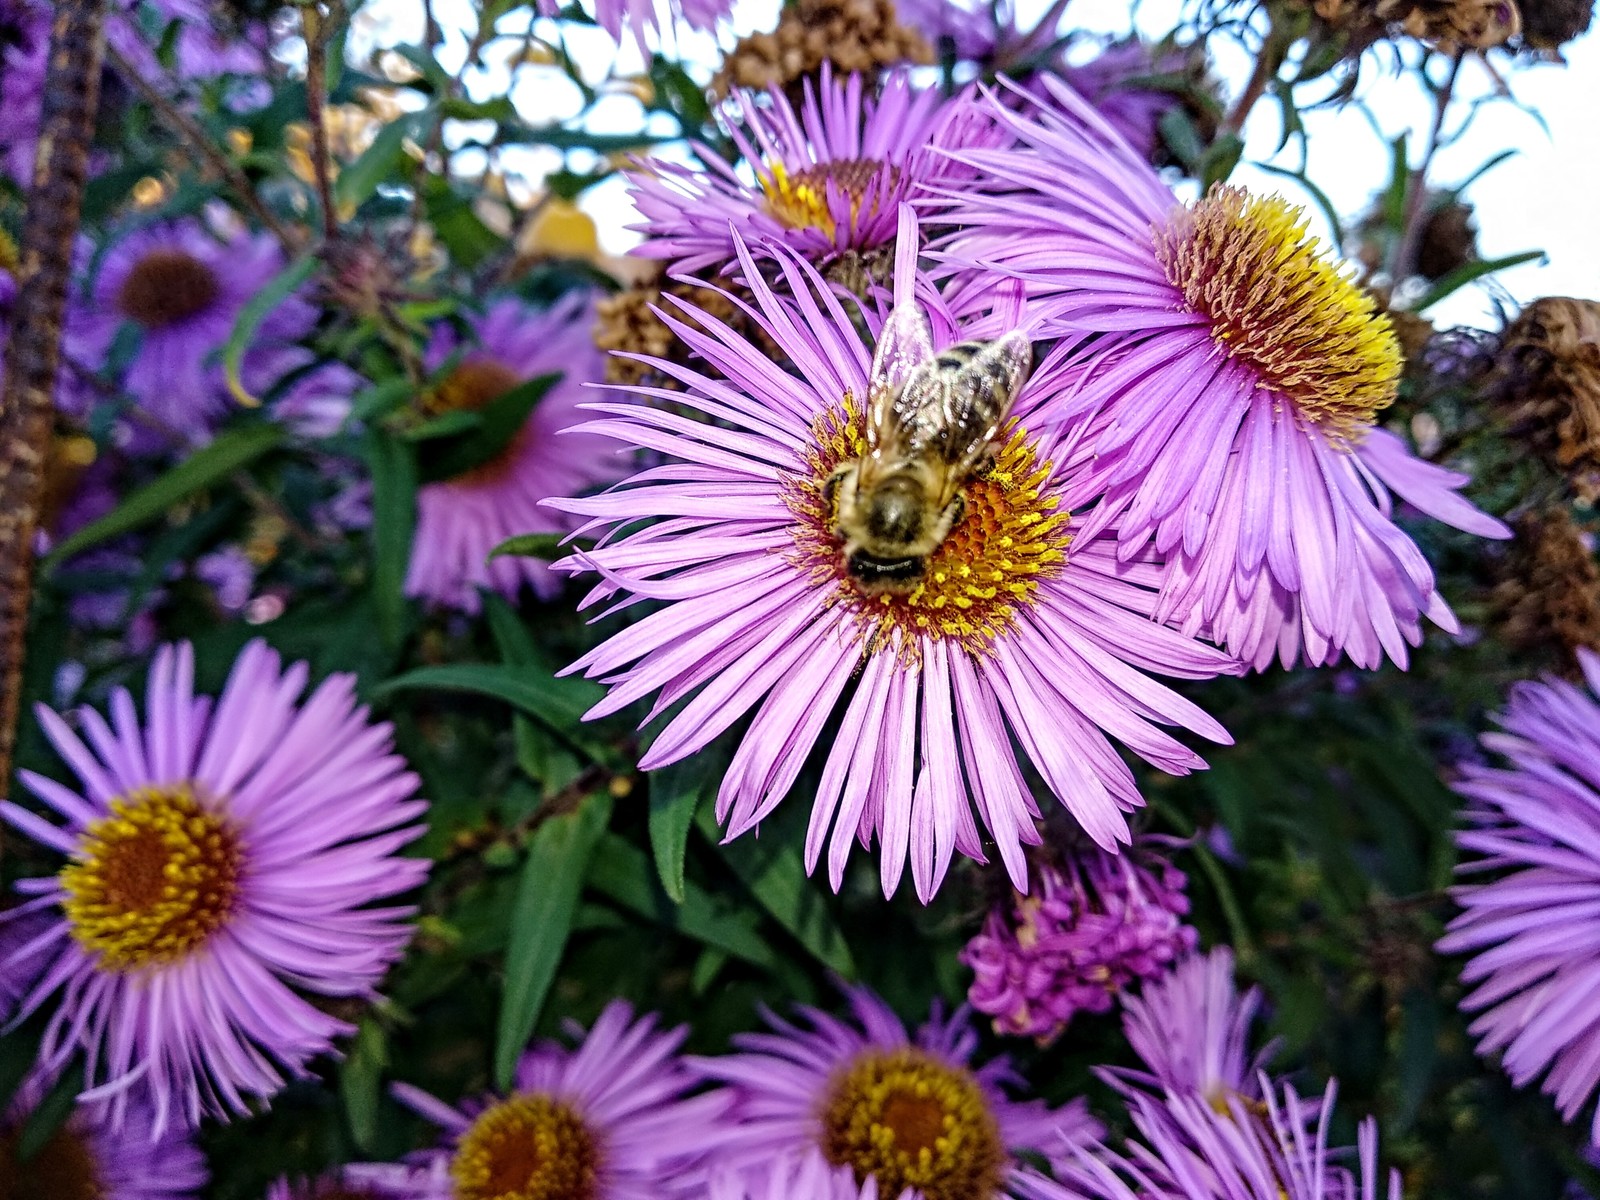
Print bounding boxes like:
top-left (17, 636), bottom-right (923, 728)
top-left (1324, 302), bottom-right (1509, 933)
top-left (0, 0), bottom-right (108, 856)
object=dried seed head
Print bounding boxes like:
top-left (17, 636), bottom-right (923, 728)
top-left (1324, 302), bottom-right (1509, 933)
top-left (1495, 297), bottom-right (1600, 502)
top-left (1491, 507), bottom-right (1600, 670)
top-left (713, 0), bottom-right (932, 101)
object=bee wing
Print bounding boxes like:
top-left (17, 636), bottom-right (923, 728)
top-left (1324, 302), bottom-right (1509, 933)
top-left (926, 331), bottom-right (1032, 507)
top-left (865, 300), bottom-right (935, 455)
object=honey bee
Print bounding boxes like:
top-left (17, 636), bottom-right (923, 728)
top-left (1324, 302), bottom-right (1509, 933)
top-left (824, 300), bottom-right (1032, 593)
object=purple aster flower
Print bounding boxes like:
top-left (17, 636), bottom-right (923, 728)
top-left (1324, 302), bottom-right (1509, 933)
top-left (938, 81), bottom-right (1510, 670)
top-left (266, 1163), bottom-right (451, 1200)
top-left (0, 639), bottom-right (430, 1135)
top-left (630, 66), bottom-right (999, 276)
top-left (1, 1074), bottom-right (208, 1199)
top-left (0, 0), bottom-right (49, 180)
top-left (691, 983), bottom-right (1102, 1200)
top-left (551, 213), bottom-right (1236, 901)
top-left (67, 218), bottom-right (315, 433)
top-left (346, 1001), bottom-right (727, 1200)
top-left (1024, 1080), bottom-right (1399, 1200)
top-left (889, 0), bottom-right (1004, 60)
top-left (533, 0), bottom-right (732, 49)
top-left (404, 294), bottom-right (627, 613)
top-left (194, 545), bottom-right (256, 613)
top-left (251, 348), bottom-right (364, 439)
top-left (1111, 947), bottom-right (1279, 1108)
top-left (1437, 650), bottom-right (1600, 1141)
top-left (962, 836), bottom-right (1198, 1042)
top-left (710, 1150), bottom-right (918, 1200)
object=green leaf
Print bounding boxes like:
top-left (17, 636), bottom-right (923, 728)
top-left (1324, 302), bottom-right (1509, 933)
top-left (339, 1018), bottom-right (388, 1152)
top-left (374, 662), bottom-right (604, 746)
top-left (364, 430), bottom-right (418, 650)
top-left (421, 175), bottom-right (506, 270)
top-left (1200, 133), bottom-right (1244, 189)
top-left (1414, 249), bottom-right (1545, 312)
top-left (335, 110), bottom-right (436, 215)
top-left (351, 375), bottom-right (419, 422)
top-left (420, 374), bottom-right (559, 483)
top-left (586, 833), bottom-right (776, 969)
top-left (224, 256), bottom-right (319, 407)
top-left (14, 1063), bottom-right (81, 1163)
top-left (1157, 109), bottom-right (1205, 171)
top-left (42, 424), bottom-right (284, 570)
top-left (496, 791), bottom-right (613, 1088)
top-left (488, 532), bottom-right (582, 562)
top-left (648, 757), bottom-right (715, 903)
top-left (482, 591), bottom-right (555, 783)
top-left (696, 808), bottom-right (855, 976)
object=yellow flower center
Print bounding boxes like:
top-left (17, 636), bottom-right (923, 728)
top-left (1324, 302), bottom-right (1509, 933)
top-left (450, 1094), bottom-right (599, 1200)
top-left (1155, 184), bottom-right (1401, 440)
top-left (787, 398), bottom-right (1070, 658)
top-left (0, 1122), bottom-right (103, 1200)
top-left (60, 784), bottom-right (243, 973)
top-left (762, 158), bottom-right (893, 240)
top-left (819, 1047), bottom-right (1007, 1200)
top-left (115, 247), bottom-right (222, 330)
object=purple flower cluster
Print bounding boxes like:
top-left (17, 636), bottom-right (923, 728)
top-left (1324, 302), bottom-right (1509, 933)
top-left (963, 839), bottom-right (1198, 1041)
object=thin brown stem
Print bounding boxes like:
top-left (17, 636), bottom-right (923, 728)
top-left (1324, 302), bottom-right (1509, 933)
top-left (0, 0), bottom-right (108, 851)
top-left (1390, 50), bottom-right (1464, 285)
top-left (1220, 25), bottom-right (1289, 139)
top-left (106, 43), bottom-right (299, 251)
top-left (303, 2), bottom-right (345, 244)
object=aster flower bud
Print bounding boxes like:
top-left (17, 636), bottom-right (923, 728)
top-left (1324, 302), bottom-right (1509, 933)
top-left (962, 839), bottom-right (1199, 1043)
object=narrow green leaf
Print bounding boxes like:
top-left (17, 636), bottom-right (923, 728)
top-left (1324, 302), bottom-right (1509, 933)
top-left (696, 808), bottom-right (855, 975)
top-left (339, 1018), bottom-right (388, 1152)
top-left (420, 374), bottom-right (558, 483)
top-left (374, 662), bottom-right (603, 745)
top-left (364, 430), bottom-right (418, 650)
top-left (421, 175), bottom-right (506, 270)
top-left (15, 1064), bottom-right (81, 1163)
top-left (496, 791), bottom-right (613, 1088)
top-left (224, 256), bottom-right (319, 407)
top-left (586, 833), bottom-right (776, 969)
top-left (1200, 133), bottom-right (1244, 189)
top-left (1157, 108), bottom-right (1205, 171)
top-left (1415, 249), bottom-right (1545, 312)
top-left (335, 109), bottom-right (436, 214)
top-left (488, 532), bottom-right (581, 562)
top-left (648, 757), bottom-right (714, 904)
top-left (482, 591), bottom-right (551, 783)
top-left (43, 424), bottom-right (284, 570)
top-left (351, 375), bottom-right (419, 422)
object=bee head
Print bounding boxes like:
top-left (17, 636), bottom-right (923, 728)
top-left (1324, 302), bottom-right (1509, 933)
top-left (862, 474), bottom-right (929, 552)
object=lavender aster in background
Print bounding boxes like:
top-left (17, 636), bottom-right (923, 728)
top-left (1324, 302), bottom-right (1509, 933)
top-left (68, 218), bottom-right (314, 434)
top-left (0, 1075), bottom-right (208, 1199)
top-left (347, 1001), bottom-right (727, 1200)
top-left (404, 294), bottom-right (627, 613)
top-left (963, 836), bottom-right (1197, 1042)
top-left (692, 984), bottom-right (1102, 1200)
top-left (1111, 947), bottom-right (1278, 1107)
top-left (0, 640), bottom-right (430, 1134)
top-left (534, 0), bottom-right (732, 51)
top-left (939, 81), bottom-right (1509, 670)
top-left (630, 67), bottom-right (996, 277)
top-left (710, 1151), bottom-right (919, 1200)
top-left (1024, 1081), bottom-right (1400, 1200)
top-left (1438, 650), bottom-right (1600, 1141)
top-left (1054, 39), bottom-right (1194, 163)
top-left (552, 217), bottom-right (1236, 901)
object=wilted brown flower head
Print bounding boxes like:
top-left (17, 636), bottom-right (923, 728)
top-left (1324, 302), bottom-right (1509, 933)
top-left (594, 272), bottom-right (783, 390)
top-left (1306, 0), bottom-right (1522, 50)
top-left (1516, 0), bottom-right (1595, 48)
top-left (713, 0), bottom-right (933, 100)
top-left (1416, 198), bottom-right (1479, 282)
top-left (1495, 297), bottom-right (1600, 502)
top-left (1491, 507), bottom-right (1600, 668)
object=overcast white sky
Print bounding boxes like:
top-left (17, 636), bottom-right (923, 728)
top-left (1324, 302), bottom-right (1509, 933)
top-left (355, 0), bottom-right (1598, 329)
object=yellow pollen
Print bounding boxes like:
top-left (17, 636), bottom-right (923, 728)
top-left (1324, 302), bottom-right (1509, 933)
top-left (786, 396), bottom-right (1070, 660)
top-left (1155, 184), bottom-right (1402, 440)
top-left (450, 1094), bottom-right (599, 1200)
top-left (819, 1047), bottom-right (1007, 1200)
top-left (115, 248), bottom-right (221, 330)
top-left (60, 784), bottom-right (241, 973)
top-left (761, 158), bottom-right (894, 240)
top-left (0, 1121), bottom-right (104, 1200)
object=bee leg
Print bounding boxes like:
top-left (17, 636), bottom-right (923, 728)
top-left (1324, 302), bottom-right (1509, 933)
top-left (822, 464), bottom-right (852, 528)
